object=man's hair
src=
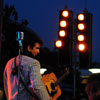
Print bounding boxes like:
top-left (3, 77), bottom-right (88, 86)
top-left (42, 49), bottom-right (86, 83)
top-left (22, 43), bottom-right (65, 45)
top-left (85, 73), bottom-right (100, 100)
top-left (23, 37), bottom-right (43, 49)
top-left (22, 33), bottom-right (43, 55)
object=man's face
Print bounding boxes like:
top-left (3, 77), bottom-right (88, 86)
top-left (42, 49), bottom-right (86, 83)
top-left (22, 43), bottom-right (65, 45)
top-left (28, 43), bottom-right (40, 57)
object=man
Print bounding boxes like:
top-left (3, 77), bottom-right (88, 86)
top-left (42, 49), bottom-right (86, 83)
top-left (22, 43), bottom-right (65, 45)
top-left (3, 35), bottom-right (50, 100)
top-left (85, 73), bottom-right (100, 100)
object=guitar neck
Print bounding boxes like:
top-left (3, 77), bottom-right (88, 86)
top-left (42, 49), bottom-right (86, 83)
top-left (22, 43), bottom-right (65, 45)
top-left (53, 71), bottom-right (69, 88)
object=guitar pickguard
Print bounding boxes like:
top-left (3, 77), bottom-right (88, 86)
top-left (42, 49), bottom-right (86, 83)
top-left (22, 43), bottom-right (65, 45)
top-left (44, 79), bottom-right (57, 97)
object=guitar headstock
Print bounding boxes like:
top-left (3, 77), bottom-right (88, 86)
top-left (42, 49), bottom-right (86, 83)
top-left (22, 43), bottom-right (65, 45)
top-left (65, 67), bottom-right (70, 75)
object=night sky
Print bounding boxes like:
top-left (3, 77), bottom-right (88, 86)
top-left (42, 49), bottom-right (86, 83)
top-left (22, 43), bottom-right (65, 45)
top-left (3, 0), bottom-right (100, 63)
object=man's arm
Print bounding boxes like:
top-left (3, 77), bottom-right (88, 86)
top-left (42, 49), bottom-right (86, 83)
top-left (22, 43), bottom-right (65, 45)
top-left (29, 87), bottom-right (40, 100)
top-left (29, 60), bottom-right (50, 100)
top-left (3, 69), bottom-right (8, 99)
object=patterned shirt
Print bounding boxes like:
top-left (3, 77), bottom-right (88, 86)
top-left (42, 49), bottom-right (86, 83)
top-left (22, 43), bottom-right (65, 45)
top-left (3, 55), bottom-right (50, 100)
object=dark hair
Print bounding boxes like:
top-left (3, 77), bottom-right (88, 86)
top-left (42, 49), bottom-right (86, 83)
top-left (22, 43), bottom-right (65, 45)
top-left (22, 33), bottom-right (43, 55)
top-left (23, 37), bottom-right (43, 49)
top-left (85, 73), bottom-right (100, 100)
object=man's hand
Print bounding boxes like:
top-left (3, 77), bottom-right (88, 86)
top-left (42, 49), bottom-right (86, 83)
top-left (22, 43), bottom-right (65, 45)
top-left (29, 87), bottom-right (40, 100)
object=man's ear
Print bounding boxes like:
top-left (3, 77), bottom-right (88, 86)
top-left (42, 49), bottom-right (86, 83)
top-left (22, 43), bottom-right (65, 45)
top-left (27, 45), bottom-right (31, 52)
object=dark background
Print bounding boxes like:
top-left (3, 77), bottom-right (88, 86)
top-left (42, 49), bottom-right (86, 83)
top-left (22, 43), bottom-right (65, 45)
top-left (0, 0), bottom-right (100, 100)
top-left (3, 0), bottom-right (100, 63)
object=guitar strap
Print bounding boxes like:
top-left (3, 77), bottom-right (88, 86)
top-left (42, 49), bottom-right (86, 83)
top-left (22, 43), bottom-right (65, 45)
top-left (14, 57), bottom-right (40, 100)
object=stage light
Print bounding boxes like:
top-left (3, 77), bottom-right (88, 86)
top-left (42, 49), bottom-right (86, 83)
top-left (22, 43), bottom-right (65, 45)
top-left (55, 40), bottom-right (63, 48)
top-left (62, 10), bottom-right (69, 17)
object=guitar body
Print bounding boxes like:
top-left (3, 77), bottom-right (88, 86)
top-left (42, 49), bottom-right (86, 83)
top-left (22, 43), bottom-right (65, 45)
top-left (42, 72), bottom-right (61, 100)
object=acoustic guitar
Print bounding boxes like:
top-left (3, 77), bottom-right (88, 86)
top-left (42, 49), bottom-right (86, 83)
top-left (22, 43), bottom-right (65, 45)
top-left (42, 68), bottom-right (70, 100)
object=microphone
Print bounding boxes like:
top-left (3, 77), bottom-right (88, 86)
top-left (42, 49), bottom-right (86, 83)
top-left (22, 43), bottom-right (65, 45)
top-left (16, 32), bottom-right (24, 41)
top-left (16, 32), bottom-right (24, 46)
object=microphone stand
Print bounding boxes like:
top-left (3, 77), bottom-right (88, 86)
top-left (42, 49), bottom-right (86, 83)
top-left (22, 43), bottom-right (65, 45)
top-left (16, 32), bottom-right (24, 100)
